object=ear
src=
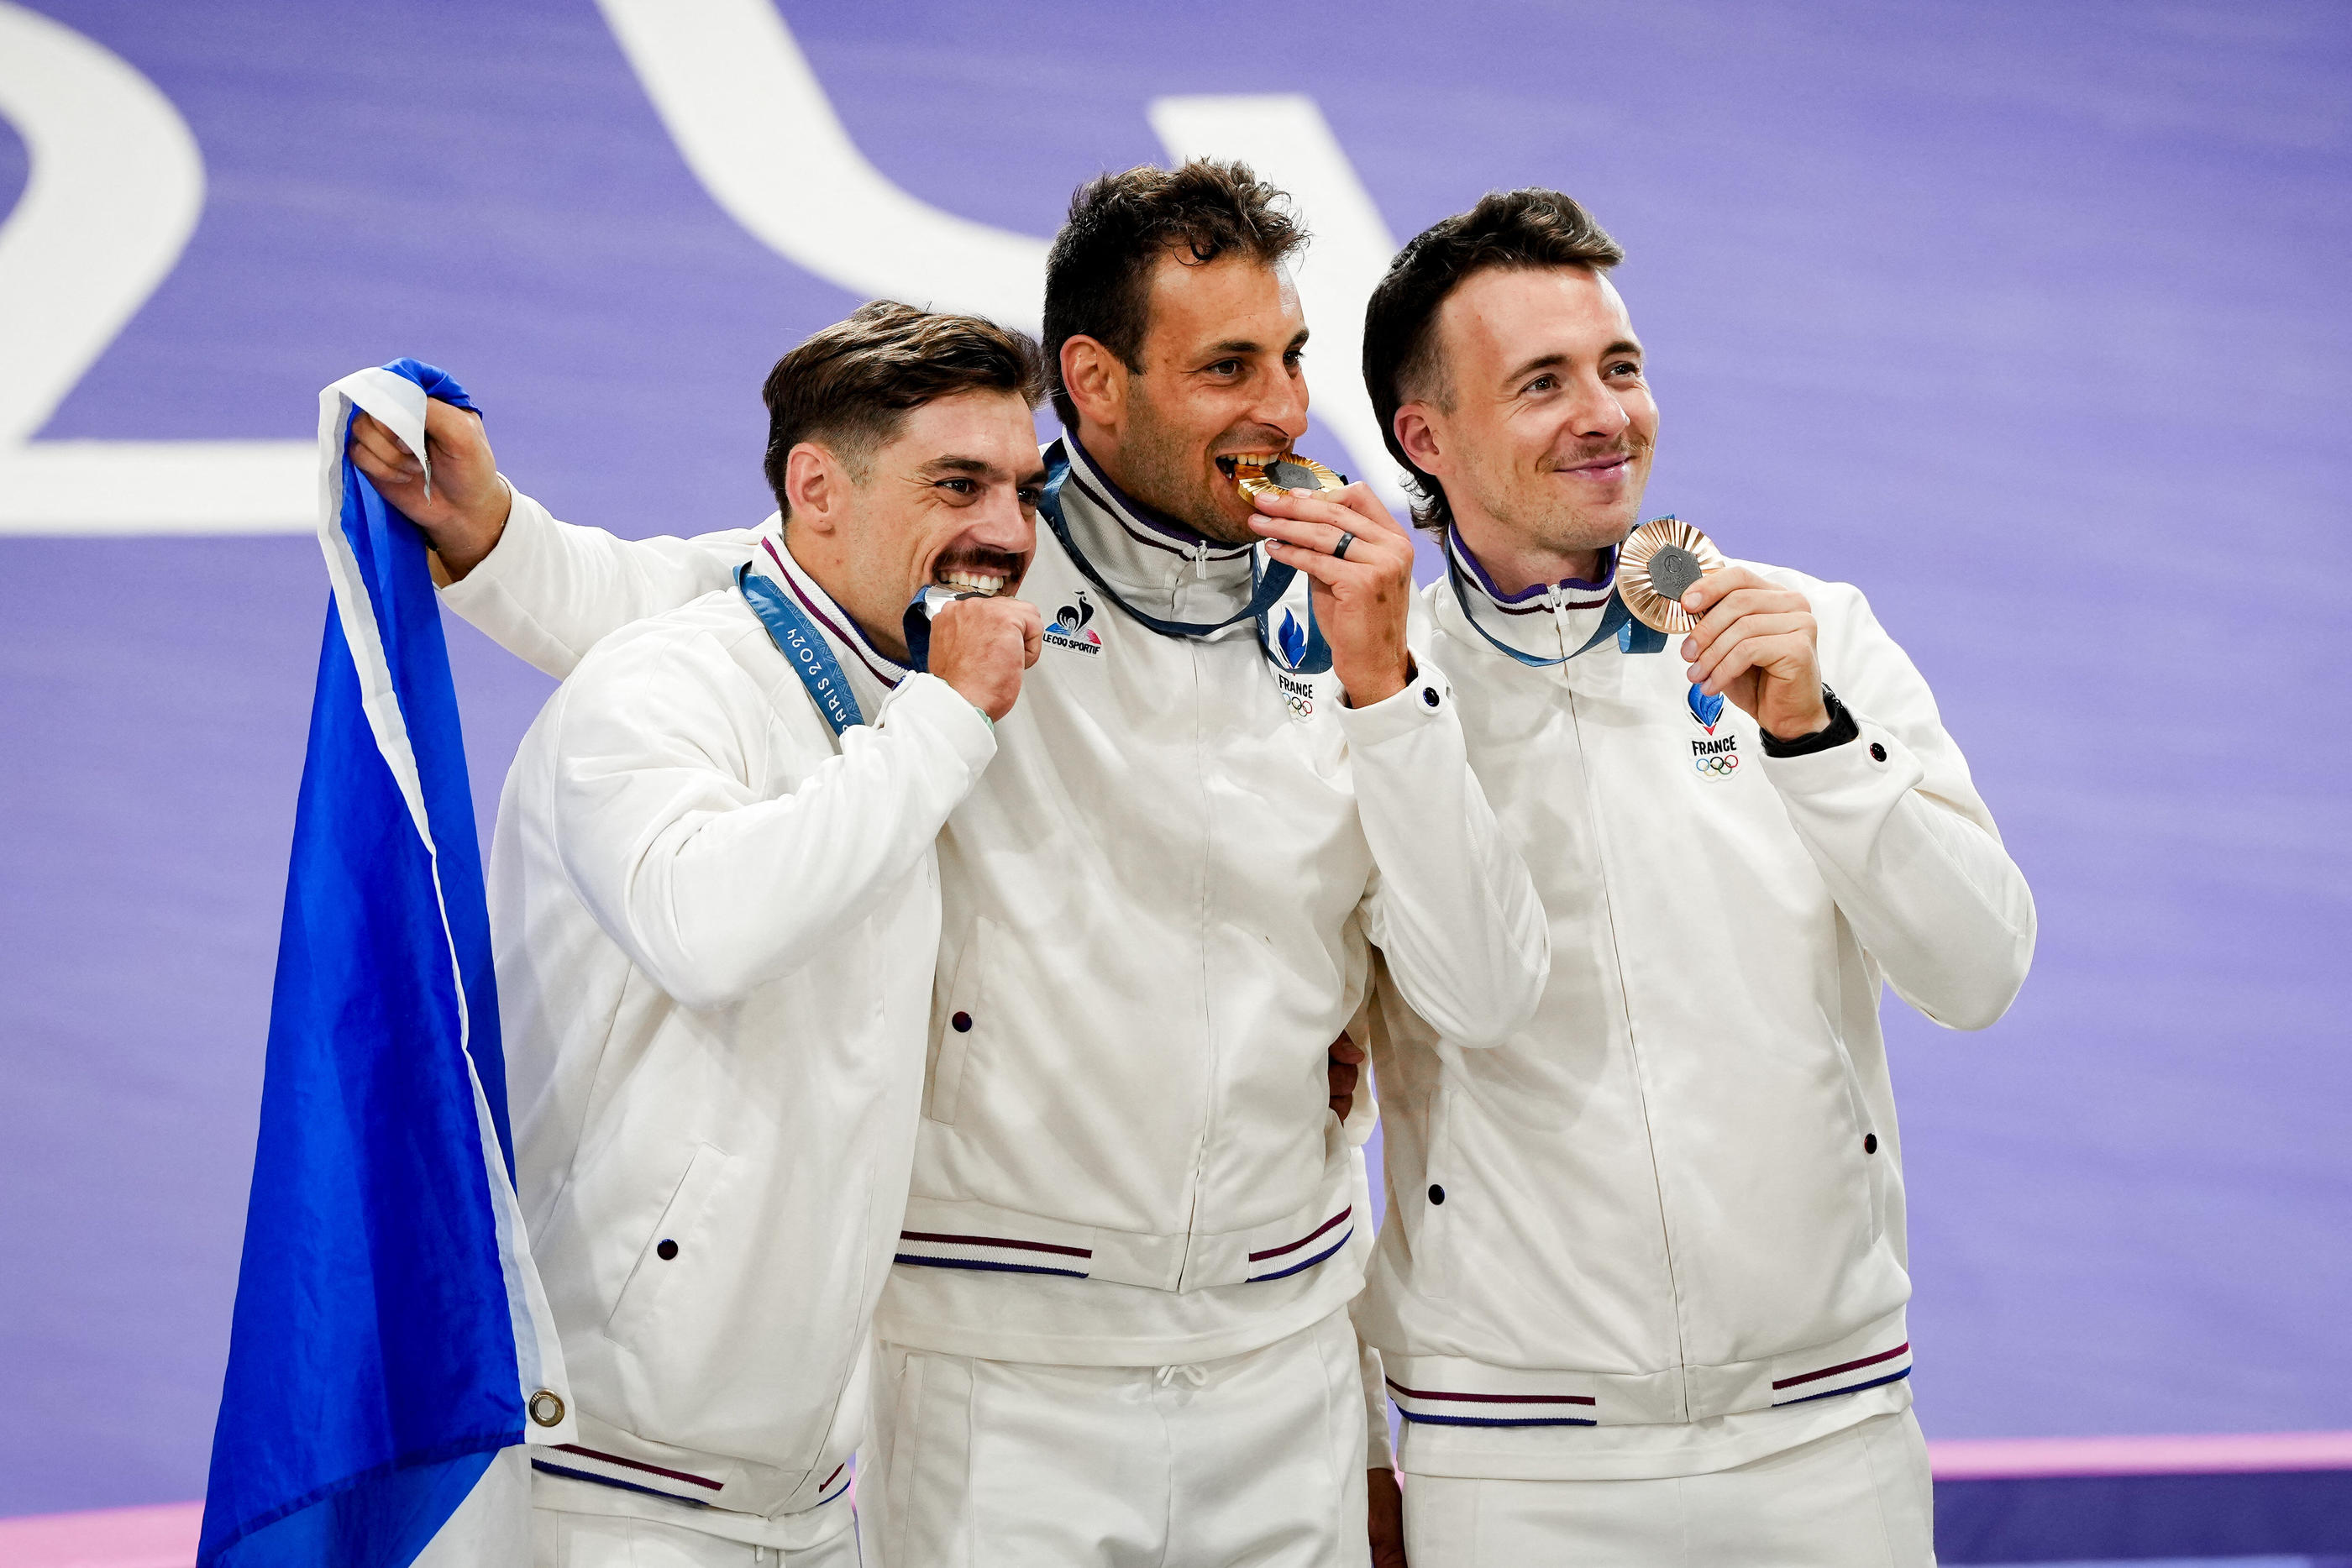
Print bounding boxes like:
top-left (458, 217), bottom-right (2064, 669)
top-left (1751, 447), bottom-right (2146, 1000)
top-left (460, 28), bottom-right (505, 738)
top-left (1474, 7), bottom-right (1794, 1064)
top-left (783, 441), bottom-right (846, 535)
top-left (1394, 402), bottom-right (1447, 480)
top-left (1059, 334), bottom-right (1127, 434)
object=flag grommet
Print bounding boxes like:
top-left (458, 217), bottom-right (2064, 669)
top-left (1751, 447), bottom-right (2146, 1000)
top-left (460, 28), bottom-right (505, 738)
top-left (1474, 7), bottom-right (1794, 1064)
top-left (528, 1389), bottom-right (565, 1428)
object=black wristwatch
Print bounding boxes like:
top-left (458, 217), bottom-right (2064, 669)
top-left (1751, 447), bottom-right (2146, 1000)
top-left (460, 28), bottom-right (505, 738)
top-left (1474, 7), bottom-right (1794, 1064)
top-left (1759, 685), bottom-right (1858, 758)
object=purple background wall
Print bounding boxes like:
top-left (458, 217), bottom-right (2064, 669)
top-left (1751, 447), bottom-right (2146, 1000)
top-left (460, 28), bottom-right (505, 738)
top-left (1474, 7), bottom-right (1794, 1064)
top-left (3, 0), bottom-right (2346, 1520)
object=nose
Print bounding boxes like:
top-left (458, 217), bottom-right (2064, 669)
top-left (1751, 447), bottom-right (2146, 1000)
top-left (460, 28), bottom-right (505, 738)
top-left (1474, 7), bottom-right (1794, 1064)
top-left (963, 487), bottom-right (1037, 554)
top-left (1252, 357), bottom-right (1311, 443)
top-left (1564, 371), bottom-right (1631, 441)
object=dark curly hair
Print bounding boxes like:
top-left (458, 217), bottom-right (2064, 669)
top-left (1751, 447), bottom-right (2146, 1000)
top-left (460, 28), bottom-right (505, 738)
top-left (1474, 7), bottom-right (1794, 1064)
top-left (761, 301), bottom-right (1045, 516)
top-left (1362, 190), bottom-right (1625, 537)
top-left (1043, 160), bottom-right (1307, 429)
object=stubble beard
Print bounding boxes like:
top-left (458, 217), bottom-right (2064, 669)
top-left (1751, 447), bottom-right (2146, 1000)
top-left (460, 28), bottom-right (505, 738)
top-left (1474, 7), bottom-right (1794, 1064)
top-left (1116, 392), bottom-right (1267, 546)
top-left (1468, 463), bottom-right (1636, 572)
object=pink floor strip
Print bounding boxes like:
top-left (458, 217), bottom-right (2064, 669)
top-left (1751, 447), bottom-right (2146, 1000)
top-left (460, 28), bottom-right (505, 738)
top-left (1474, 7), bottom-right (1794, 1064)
top-left (0, 1502), bottom-right (202, 1568)
top-left (9, 1439), bottom-right (2352, 1565)
top-left (1929, 1429), bottom-right (2352, 1480)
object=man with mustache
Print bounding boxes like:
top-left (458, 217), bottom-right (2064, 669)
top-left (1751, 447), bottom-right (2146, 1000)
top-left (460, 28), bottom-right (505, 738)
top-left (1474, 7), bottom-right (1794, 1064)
top-left (1344, 190), bottom-right (2035, 1564)
top-left (369, 304), bottom-right (1046, 1565)
top-left (355, 163), bottom-right (1547, 1565)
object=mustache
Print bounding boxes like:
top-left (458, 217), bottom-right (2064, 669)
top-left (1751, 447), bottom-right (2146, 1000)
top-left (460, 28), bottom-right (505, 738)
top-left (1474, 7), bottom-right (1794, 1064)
top-left (935, 547), bottom-right (1025, 575)
top-left (1548, 433), bottom-right (1655, 470)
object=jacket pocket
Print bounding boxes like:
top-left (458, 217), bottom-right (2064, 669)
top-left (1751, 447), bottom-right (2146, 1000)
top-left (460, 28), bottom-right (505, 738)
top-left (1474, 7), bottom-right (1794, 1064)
top-left (926, 919), bottom-right (991, 1125)
top-left (1414, 1086), bottom-right (1460, 1303)
top-left (1829, 1054), bottom-right (1885, 1248)
top-left (605, 1141), bottom-right (734, 1346)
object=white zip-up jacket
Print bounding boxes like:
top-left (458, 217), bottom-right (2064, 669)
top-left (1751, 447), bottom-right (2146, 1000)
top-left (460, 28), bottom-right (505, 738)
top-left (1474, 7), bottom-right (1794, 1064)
top-left (492, 523), bottom-right (996, 1529)
top-left (1355, 533), bottom-right (2035, 1481)
top-left (447, 439), bottom-right (1550, 1374)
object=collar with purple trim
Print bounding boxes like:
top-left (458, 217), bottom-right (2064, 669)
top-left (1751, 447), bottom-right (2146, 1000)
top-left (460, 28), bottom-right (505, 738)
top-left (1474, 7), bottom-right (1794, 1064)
top-left (1438, 529), bottom-right (1624, 664)
top-left (745, 516), bottom-right (908, 718)
top-left (1054, 438), bottom-right (1263, 637)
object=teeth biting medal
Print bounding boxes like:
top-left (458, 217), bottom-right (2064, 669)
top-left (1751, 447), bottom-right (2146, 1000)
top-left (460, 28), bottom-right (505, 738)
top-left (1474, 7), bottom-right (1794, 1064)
top-left (1616, 517), bottom-right (1725, 633)
top-left (1223, 451), bottom-right (1346, 501)
top-left (1226, 452), bottom-right (1356, 556)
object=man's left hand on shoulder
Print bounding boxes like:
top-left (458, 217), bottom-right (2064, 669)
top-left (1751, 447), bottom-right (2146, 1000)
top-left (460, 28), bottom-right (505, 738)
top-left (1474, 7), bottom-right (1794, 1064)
top-left (1680, 566), bottom-right (1831, 743)
top-left (1248, 482), bottom-right (1415, 709)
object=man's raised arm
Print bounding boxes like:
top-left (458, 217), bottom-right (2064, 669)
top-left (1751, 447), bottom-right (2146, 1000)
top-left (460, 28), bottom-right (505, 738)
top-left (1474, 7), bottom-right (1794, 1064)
top-left (352, 400), bottom-right (753, 678)
top-left (1246, 482), bottom-right (1552, 1047)
top-left (1683, 564), bottom-right (2038, 1031)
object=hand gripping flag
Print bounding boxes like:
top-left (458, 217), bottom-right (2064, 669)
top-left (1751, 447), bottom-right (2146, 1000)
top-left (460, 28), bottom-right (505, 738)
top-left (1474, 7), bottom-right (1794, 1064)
top-left (199, 362), bottom-right (570, 1568)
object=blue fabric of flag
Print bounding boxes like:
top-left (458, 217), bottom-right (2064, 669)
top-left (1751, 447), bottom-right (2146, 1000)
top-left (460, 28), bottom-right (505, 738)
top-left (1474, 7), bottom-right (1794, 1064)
top-left (199, 361), bottom-right (527, 1568)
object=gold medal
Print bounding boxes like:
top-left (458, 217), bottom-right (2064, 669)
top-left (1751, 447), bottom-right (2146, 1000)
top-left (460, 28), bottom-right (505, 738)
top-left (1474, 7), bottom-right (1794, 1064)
top-left (1616, 517), bottom-right (1725, 634)
top-left (1225, 452), bottom-right (1346, 501)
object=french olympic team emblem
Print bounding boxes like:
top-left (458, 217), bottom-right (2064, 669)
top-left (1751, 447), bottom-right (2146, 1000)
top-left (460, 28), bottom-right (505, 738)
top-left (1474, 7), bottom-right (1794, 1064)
top-left (1275, 608), bottom-right (1310, 671)
top-left (1270, 611), bottom-right (1317, 719)
top-left (1043, 591), bottom-right (1103, 657)
top-left (1687, 684), bottom-right (1740, 779)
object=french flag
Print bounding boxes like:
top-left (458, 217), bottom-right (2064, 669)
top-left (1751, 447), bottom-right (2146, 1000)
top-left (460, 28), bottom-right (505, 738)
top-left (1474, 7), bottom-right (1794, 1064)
top-left (197, 362), bottom-right (570, 1568)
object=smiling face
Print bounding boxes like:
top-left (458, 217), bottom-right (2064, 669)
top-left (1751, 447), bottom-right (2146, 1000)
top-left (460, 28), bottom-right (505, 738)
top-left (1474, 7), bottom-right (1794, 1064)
top-left (784, 388), bottom-right (1046, 658)
top-left (1064, 251), bottom-right (1310, 544)
top-left (1401, 265), bottom-right (1658, 585)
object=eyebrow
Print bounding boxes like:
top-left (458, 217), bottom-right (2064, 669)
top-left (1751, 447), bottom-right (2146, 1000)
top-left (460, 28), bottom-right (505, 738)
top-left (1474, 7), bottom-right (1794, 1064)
top-left (921, 455), bottom-right (1001, 479)
top-left (1503, 350), bottom-right (1567, 385)
top-left (1501, 338), bottom-right (1644, 385)
top-left (1203, 328), bottom-right (1310, 359)
top-left (921, 454), bottom-right (1051, 489)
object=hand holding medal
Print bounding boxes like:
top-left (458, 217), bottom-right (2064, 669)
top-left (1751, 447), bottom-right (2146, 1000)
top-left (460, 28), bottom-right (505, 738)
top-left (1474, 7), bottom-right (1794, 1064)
top-left (1236, 450), bottom-right (1417, 707)
top-left (1648, 517), bottom-right (1832, 742)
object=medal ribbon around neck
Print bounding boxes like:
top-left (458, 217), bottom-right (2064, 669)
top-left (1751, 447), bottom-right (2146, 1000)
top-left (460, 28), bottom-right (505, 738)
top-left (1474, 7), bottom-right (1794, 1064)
top-left (737, 562), bottom-right (865, 737)
top-left (1037, 449), bottom-right (1332, 674)
top-left (1444, 550), bottom-right (1669, 669)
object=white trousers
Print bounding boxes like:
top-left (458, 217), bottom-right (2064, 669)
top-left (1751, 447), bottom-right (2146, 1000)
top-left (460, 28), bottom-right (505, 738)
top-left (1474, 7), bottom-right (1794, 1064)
top-left (862, 1308), bottom-right (1370, 1568)
top-left (533, 1502), bottom-right (862, 1567)
top-left (1403, 1408), bottom-right (1936, 1568)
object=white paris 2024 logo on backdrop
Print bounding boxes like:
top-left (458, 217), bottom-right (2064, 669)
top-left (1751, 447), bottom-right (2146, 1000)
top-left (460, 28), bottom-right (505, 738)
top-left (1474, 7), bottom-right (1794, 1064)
top-left (0, 0), bottom-right (1409, 535)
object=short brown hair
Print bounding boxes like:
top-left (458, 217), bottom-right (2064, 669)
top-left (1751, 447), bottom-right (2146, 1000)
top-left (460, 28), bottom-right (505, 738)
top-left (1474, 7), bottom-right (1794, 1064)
top-left (1362, 190), bottom-right (1625, 536)
top-left (762, 301), bottom-right (1047, 514)
top-left (1043, 160), bottom-right (1307, 428)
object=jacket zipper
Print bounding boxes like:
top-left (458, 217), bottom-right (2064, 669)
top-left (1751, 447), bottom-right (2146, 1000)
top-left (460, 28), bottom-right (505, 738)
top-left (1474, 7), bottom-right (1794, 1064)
top-left (1558, 667), bottom-right (1695, 1414)
top-left (1175, 632), bottom-right (1218, 1283)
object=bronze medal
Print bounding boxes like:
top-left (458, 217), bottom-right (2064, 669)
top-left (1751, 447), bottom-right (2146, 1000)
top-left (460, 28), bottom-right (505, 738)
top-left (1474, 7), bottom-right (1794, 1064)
top-left (1616, 517), bottom-right (1725, 634)
top-left (1226, 452), bottom-right (1346, 501)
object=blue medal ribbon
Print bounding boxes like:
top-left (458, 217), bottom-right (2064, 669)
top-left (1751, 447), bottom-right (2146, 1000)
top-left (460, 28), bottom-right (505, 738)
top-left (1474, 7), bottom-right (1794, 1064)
top-left (1444, 552), bottom-right (1667, 668)
top-left (737, 562), bottom-right (865, 736)
top-left (1037, 445), bottom-right (1333, 674)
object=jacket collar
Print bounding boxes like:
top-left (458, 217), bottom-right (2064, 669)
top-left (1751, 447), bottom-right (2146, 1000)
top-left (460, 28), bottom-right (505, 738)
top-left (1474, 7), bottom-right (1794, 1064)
top-left (1437, 528), bottom-right (1620, 664)
top-left (1053, 437), bottom-right (1262, 634)
top-left (746, 517), bottom-right (907, 715)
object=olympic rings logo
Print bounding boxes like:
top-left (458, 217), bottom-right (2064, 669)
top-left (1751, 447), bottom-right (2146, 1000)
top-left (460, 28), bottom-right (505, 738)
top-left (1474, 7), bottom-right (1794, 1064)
top-left (1695, 753), bottom-right (1740, 777)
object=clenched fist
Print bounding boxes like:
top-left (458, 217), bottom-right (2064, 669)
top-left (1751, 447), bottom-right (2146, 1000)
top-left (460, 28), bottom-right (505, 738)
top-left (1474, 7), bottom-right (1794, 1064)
top-left (347, 400), bottom-right (511, 579)
top-left (927, 595), bottom-right (1042, 722)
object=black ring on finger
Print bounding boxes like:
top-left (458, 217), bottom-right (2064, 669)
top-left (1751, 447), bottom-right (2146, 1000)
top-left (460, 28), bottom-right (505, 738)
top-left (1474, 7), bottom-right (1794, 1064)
top-left (1331, 530), bottom-right (1356, 561)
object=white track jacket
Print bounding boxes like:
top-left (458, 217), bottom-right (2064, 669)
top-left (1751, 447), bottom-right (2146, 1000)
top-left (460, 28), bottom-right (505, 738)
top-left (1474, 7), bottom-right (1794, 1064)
top-left (448, 440), bottom-right (1549, 1384)
top-left (1357, 534), bottom-right (2035, 1481)
top-left (491, 525), bottom-right (995, 1528)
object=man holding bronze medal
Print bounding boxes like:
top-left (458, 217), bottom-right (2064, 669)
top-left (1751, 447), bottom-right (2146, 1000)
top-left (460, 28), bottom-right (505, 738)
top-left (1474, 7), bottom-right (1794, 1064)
top-left (1345, 191), bottom-right (2038, 1564)
top-left (358, 163), bottom-right (1548, 1566)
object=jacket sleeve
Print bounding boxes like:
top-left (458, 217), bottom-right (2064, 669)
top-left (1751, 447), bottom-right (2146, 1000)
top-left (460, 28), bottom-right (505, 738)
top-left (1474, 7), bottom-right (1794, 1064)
top-left (439, 485), bottom-right (762, 678)
top-left (1340, 656), bottom-right (1551, 1049)
top-left (547, 630), bottom-right (995, 1012)
top-left (1756, 570), bottom-right (2036, 1031)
